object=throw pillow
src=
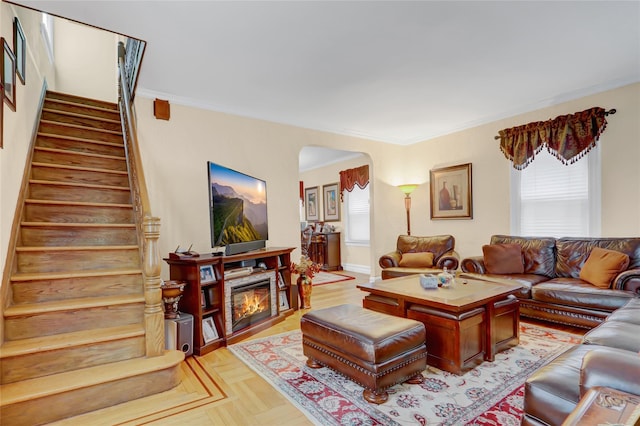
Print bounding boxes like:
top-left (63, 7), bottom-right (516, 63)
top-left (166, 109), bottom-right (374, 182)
top-left (483, 243), bottom-right (524, 274)
top-left (399, 252), bottom-right (434, 268)
top-left (579, 247), bottom-right (630, 288)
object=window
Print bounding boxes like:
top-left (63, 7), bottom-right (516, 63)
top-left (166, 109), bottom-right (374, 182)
top-left (344, 185), bottom-right (370, 244)
top-left (41, 13), bottom-right (54, 63)
top-left (511, 146), bottom-right (601, 237)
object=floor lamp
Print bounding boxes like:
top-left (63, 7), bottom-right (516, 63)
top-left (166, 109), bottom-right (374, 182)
top-left (398, 184), bottom-right (418, 236)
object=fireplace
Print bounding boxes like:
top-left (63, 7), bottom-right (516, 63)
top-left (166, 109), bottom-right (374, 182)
top-left (225, 271), bottom-right (277, 335)
top-left (230, 279), bottom-right (271, 332)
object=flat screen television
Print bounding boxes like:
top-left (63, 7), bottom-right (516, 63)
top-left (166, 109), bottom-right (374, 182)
top-left (207, 162), bottom-right (269, 255)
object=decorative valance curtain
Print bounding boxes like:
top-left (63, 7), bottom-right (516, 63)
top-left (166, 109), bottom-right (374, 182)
top-left (339, 165), bottom-right (369, 201)
top-left (497, 107), bottom-right (613, 170)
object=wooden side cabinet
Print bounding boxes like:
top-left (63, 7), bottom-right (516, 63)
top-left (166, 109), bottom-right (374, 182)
top-left (164, 247), bottom-right (296, 355)
top-left (309, 232), bottom-right (342, 271)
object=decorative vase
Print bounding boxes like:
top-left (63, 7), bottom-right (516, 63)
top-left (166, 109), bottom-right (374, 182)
top-left (161, 280), bottom-right (187, 319)
top-left (297, 273), bottom-right (313, 309)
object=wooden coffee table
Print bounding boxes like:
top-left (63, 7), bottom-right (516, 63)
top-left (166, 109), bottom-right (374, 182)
top-left (358, 275), bottom-right (522, 374)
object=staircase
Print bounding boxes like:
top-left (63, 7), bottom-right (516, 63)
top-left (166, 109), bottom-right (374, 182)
top-left (0, 91), bottom-right (183, 425)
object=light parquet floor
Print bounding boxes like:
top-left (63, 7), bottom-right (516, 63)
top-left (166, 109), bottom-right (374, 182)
top-left (50, 273), bottom-right (370, 426)
top-left (50, 272), bottom-right (585, 425)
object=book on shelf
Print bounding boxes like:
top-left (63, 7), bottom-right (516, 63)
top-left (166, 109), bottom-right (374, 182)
top-left (279, 290), bottom-right (289, 310)
top-left (201, 289), bottom-right (206, 307)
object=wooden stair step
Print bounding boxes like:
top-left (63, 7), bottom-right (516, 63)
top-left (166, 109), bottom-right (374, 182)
top-left (31, 162), bottom-right (130, 187)
top-left (3, 295), bottom-right (145, 340)
top-left (0, 351), bottom-right (184, 425)
top-left (4, 294), bottom-right (145, 318)
top-left (43, 98), bottom-right (120, 121)
top-left (46, 91), bottom-right (119, 111)
top-left (27, 180), bottom-right (131, 204)
top-left (15, 245), bottom-right (140, 274)
top-left (10, 268), bottom-right (143, 304)
top-left (33, 146), bottom-right (127, 171)
top-left (1, 324), bottom-right (144, 358)
top-left (41, 108), bottom-right (122, 132)
top-left (20, 222), bottom-right (137, 247)
top-left (38, 121), bottom-right (123, 144)
top-left (24, 200), bottom-right (134, 222)
top-left (0, 325), bottom-right (146, 384)
top-left (37, 133), bottom-right (125, 156)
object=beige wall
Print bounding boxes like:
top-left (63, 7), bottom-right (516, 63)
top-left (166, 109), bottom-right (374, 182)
top-left (0, 3), bottom-right (57, 339)
top-left (299, 155), bottom-right (372, 273)
top-left (53, 17), bottom-right (117, 102)
top-left (133, 97), bottom-right (403, 280)
top-left (396, 83), bottom-right (640, 261)
top-left (134, 83), bottom-right (639, 281)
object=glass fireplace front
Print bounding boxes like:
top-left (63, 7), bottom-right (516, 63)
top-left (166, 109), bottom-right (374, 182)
top-left (230, 278), bottom-right (272, 333)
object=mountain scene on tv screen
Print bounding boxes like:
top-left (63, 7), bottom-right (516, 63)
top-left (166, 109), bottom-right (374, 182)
top-left (211, 183), bottom-right (268, 246)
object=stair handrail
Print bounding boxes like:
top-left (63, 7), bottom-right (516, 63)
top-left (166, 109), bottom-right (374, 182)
top-left (117, 41), bottom-right (164, 358)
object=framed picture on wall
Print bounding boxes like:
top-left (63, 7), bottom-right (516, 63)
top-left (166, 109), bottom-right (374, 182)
top-left (2, 38), bottom-right (17, 111)
top-left (430, 163), bottom-right (473, 220)
top-left (322, 183), bottom-right (340, 221)
top-left (305, 186), bottom-right (320, 221)
top-left (13, 18), bottom-right (26, 84)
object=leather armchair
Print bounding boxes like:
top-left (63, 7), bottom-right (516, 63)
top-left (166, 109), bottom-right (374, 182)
top-left (379, 235), bottom-right (459, 280)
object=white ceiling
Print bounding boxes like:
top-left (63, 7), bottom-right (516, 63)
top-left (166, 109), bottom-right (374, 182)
top-left (11, 1), bottom-right (640, 148)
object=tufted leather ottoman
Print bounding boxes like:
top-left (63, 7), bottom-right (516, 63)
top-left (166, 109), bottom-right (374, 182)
top-left (300, 304), bottom-right (427, 404)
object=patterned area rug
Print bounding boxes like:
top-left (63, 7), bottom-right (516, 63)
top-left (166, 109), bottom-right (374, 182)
top-left (311, 271), bottom-right (356, 286)
top-left (228, 324), bottom-right (581, 425)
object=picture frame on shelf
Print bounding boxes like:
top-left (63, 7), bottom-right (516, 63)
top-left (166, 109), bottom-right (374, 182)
top-left (2, 38), bottom-right (17, 111)
top-left (202, 316), bottom-right (219, 343)
top-left (13, 18), bottom-right (25, 84)
top-left (322, 183), bottom-right (340, 222)
top-left (200, 264), bottom-right (215, 283)
top-left (430, 163), bottom-right (473, 220)
top-left (200, 289), bottom-right (206, 307)
top-left (305, 186), bottom-right (320, 221)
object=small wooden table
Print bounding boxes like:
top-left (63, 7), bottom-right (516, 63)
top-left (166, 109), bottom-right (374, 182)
top-left (358, 275), bottom-right (522, 374)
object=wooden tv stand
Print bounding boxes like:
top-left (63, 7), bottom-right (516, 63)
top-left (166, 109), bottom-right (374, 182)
top-left (164, 247), bottom-right (296, 355)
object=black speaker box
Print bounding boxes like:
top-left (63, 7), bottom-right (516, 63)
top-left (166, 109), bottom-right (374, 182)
top-left (165, 312), bottom-right (194, 357)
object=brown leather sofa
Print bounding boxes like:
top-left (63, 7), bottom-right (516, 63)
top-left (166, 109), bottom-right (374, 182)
top-left (522, 298), bottom-right (640, 425)
top-left (461, 235), bottom-right (640, 328)
top-left (379, 235), bottom-right (459, 280)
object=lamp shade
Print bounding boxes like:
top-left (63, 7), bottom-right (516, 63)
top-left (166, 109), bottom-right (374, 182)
top-left (398, 184), bottom-right (418, 195)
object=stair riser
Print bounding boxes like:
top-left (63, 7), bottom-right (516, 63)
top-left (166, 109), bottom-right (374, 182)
top-left (31, 165), bottom-right (130, 187)
top-left (37, 134), bottom-right (125, 157)
top-left (43, 99), bottom-right (120, 121)
top-left (1, 336), bottom-right (145, 384)
top-left (46, 92), bottom-right (119, 111)
top-left (20, 226), bottom-right (137, 247)
top-left (41, 110), bottom-right (122, 132)
top-left (0, 367), bottom-right (179, 426)
top-left (12, 273), bottom-right (143, 304)
top-left (16, 248), bottom-right (140, 274)
top-left (33, 149), bottom-right (127, 171)
top-left (24, 203), bottom-right (134, 223)
top-left (5, 302), bottom-right (144, 340)
top-left (28, 182), bottom-right (131, 204)
top-left (39, 122), bottom-right (123, 144)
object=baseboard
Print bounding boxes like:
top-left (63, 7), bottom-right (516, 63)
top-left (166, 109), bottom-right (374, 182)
top-left (342, 263), bottom-right (370, 275)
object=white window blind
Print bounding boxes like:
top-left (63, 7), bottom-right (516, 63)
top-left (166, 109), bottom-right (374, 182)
top-left (345, 185), bottom-right (370, 244)
top-left (511, 147), bottom-right (600, 237)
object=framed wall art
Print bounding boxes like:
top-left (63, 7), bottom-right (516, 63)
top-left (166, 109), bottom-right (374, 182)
top-left (430, 163), bottom-right (473, 220)
top-left (322, 183), bottom-right (340, 221)
top-left (2, 37), bottom-right (16, 111)
top-left (14, 17), bottom-right (25, 84)
top-left (305, 186), bottom-right (320, 221)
